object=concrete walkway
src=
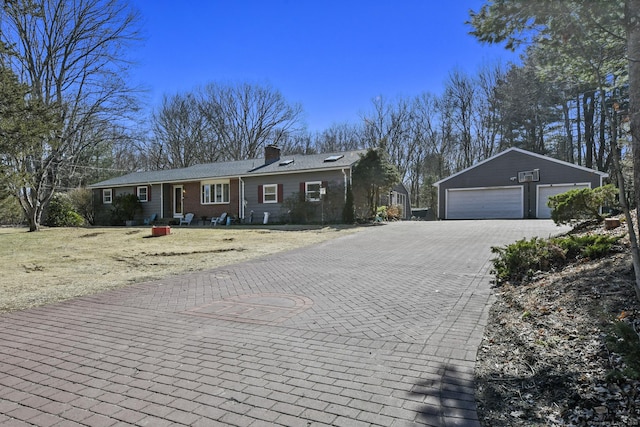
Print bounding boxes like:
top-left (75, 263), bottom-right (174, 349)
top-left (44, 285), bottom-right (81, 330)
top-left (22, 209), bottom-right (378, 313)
top-left (0, 220), bottom-right (567, 426)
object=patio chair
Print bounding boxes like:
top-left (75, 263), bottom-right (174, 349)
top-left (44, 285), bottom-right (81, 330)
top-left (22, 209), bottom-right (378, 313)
top-left (211, 212), bottom-right (227, 226)
top-left (179, 212), bottom-right (194, 226)
top-left (143, 213), bottom-right (157, 225)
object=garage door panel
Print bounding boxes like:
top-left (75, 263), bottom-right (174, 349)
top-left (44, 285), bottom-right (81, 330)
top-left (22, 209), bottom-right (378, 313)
top-left (446, 187), bottom-right (523, 219)
top-left (537, 183), bottom-right (590, 219)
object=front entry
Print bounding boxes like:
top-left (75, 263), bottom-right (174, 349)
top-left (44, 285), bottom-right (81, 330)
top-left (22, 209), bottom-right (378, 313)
top-left (173, 185), bottom-right (184, 218)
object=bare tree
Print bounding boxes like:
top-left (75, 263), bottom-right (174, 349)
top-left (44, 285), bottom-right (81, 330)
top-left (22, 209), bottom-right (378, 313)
top-left (0, 0), bottom-right (141, 231)
top-left (313, 122), bottom-right (365, 152)
top-left (362, 96), bottom-right (415, 181)
top-left (410, 92), bottom-right (441, 207)
top-left (475, 62), bottom-right (507, 159)
top-left (198, 82), bottom-right (303, 160)
top-left (444, 69), bottom-right (476, 169)
top-left (149, 92), bottom-right (221, 169)
top-left (279, 132), bottom-right (316, 155)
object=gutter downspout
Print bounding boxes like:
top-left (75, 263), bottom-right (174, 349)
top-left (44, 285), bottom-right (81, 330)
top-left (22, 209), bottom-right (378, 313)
top-left (239, 177), bottom-right (245, 220)
top-left (160, 183), bottom-right (164, 219)
top-left (342, 168), bottom-right (348, 201)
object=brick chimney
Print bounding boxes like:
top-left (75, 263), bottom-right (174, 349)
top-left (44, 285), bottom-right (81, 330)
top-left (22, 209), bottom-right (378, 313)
top-left (265, 145), bottom-right (281, 165)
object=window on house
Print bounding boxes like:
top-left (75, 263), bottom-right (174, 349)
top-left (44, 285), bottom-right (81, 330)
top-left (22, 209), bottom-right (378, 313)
top-left (137, 186), bottom-right (148, 202)
top-left (201, 181), bottom-right (230, 204)
top-left (263, 184), bottom-right (278, 203)
top-left (103, 189), bottom-right (112, 204)
top-left (305, 181), bottom-right (322, 202)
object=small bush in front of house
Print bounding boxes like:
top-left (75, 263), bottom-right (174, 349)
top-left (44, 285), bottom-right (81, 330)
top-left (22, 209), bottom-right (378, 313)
top-left (386, 204), bottom-right (401, 220)
top-left (111, 193), bottom-right (142, 225)
top-left (282, 184), bottom-right (345, 224)
top-left (491, 234), bottom-right (620, 285)
top-left (45, 193), bottom-right (85, 227)
top-left (342, 182), bottom-right (355, 224)
top-left (548, 184), bottom-right (617, 225)
top-left (68, 187), bottom-right (95, 225)
top-left (282, 192), bottom-right (316, 224)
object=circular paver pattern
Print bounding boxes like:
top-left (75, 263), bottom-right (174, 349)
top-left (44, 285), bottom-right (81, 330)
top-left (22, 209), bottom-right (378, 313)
top-left (186, 293), bottom-right (313, 325)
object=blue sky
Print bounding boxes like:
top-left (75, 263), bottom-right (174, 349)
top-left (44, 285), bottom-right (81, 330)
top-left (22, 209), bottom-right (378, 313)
top-left (130, 1), bottom-right (519, 133)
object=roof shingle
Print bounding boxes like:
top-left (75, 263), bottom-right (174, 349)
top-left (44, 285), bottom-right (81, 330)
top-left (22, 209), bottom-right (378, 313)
top-left (90, 150), bottom-right (365, 188)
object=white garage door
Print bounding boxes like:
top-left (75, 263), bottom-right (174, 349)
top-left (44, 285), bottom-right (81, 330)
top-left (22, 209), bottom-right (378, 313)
top-left (446, 186), bottom-right (523, 219)
top-left (537, 183), bottom-right (590, 219)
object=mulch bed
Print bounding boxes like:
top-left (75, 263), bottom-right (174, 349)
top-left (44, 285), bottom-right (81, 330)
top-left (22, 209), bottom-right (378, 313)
top-left (475, 220), bottom-right (640, 426)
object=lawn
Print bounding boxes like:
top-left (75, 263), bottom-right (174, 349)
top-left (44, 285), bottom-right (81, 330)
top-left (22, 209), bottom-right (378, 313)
top-left (0, 225), bottom-right (359, 313)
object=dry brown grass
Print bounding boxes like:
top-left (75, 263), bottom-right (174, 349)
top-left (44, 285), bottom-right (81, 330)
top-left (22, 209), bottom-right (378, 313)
top-left (0, 225), bottom-right (360, 313)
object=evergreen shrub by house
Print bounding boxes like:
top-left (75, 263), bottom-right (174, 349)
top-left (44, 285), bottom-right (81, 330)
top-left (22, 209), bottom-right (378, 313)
top-left (342, 182), bottom-right (355, 224)
top-left (111, 193), bottom-right (142, 225)
top-left (45, 193), bottom-right (85, 227)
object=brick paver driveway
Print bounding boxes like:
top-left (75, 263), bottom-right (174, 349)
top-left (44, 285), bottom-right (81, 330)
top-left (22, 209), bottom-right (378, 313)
top-left (0, 220), bottom-right (568, 426)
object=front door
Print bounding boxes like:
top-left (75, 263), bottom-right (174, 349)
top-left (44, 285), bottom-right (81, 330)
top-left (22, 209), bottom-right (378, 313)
top-left (173, 185), bottom-right (184, 217)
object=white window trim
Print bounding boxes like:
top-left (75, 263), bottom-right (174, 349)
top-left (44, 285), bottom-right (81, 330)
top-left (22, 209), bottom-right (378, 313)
top-left (137, 186), bottom-right (148, 202)
top-left (263, 184), bottom-right (278, 203)
top-left (305, 181), bottom-right (322, 202)
top-left (201, 180), bottom-right (230, 205)
top-left (103, 189), bottom-right (112, 204)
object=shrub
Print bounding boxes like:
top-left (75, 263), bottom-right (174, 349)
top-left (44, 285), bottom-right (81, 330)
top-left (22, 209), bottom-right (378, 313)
top-left (555, 234), bottom-right (619, 259)
top-left (606, 320), bottom-right (640, 381)
top-left (111, 193), bottom-right (141, 224)
top-left (548, 184), bottom-right (617, 225)
top-left (0, 194), bottom-right (24, 225)
top-left (282, 192), bottom-right (316, 224)
top-left (282, 183), bottom-right (345, 224)
top-left (491, 234), bottom-right (619, 285)
top-left (386, 204), bottom-right (401, 220)
top-left (45, 193), bottom-right (85, 227)
top-left (342, 182), bottom-right (355, 224)
top-left (68, 187), bottom-right (95, 225)
top-left (491, 237), bottom-right (560, 284)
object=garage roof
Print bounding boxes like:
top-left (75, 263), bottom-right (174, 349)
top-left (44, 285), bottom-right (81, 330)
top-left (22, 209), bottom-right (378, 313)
top-left (432, 147), bottom-right (608, 187)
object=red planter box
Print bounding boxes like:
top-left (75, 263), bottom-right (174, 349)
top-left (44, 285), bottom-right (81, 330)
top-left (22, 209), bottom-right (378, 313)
top-left (152, 226), bottom-right (171, 236)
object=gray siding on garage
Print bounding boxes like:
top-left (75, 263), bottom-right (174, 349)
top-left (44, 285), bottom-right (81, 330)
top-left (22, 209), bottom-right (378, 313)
top-left (243, 170), bottom-right (347, 223)
top-left (435, 148), bottom-right (607, 219)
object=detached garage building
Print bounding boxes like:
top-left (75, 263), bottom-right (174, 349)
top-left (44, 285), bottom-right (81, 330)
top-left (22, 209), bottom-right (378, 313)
top-left (433, 148), bottom-right (608, 220)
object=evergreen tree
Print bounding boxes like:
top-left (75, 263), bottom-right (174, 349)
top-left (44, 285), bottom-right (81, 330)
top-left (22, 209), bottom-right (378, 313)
top-left (0, 66), bottom-right (59, 229)
top-left (342, 181), bottom-right (355, 224)
top-left (352, 147), bottom-right (401, 219)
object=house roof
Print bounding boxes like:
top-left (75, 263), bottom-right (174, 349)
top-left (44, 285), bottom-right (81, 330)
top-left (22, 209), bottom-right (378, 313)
top-left (89, 150), bottom-right (366, 188)
top-left (432, 147), bottom-right (609, 187)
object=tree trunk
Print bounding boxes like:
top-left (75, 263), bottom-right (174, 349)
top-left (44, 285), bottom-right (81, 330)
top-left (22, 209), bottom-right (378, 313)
top-left (583, 91), bottom-right (595, 169)
top-left (598, 90), bottom-right (608, 171)
top-left (561, 98), bottom-right (573, 162)
top-left (18, 192), bottom-right (42, 232)
top-left (576, 93), bottom-right (583, 166)
top-left (626, 0), bottom-right (640, 300)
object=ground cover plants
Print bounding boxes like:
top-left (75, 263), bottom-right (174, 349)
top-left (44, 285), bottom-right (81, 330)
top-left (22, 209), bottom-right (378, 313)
top-left (0, 225), bottom-right (359, 313)
top-left (477, 219), bottom-right (640, 426)
top-left (491, 233), bottom-right (621, 284)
